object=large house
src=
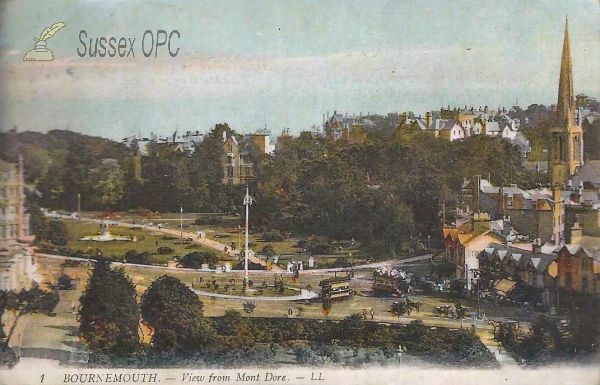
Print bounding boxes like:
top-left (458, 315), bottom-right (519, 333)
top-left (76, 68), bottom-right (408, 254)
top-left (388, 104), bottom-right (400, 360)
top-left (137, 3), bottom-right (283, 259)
top-left (0, 157), bottom-right (36, 291)
top-left (323, 112), bottom-right (368, 144)
top-left (554, 221), bottom-right (600, 308)
top-left (442, 213), bottom-right (509, 290)
top-left (0, 158), bottom-right (30, 245)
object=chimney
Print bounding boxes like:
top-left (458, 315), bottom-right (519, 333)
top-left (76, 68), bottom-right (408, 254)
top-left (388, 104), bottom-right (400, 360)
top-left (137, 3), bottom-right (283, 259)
top-left (570, 218), bottom-right (583, 244)
top-left (532, 238), bottom-right (542, 254)
top-left (502, 215), bottom-right (511, 236)
top-left (425, 111), bottom-right (432, 127)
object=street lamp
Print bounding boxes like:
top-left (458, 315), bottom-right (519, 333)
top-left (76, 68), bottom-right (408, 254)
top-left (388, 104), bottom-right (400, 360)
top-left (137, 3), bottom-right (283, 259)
top-left (180, 205), bottom-right (183, 238)
top-left (243, 186), bottom-right (253, 287)
top-left (470, 268), bottom-right (481, 319)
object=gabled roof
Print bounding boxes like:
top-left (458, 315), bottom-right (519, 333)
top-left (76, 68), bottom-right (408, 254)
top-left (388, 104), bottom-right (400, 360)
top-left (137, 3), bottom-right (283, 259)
top-left (440, 119), bottom-right (461, 131)
top-left (481, 242), bottom-right (556, 272)
top-left (485, 121), bottom-right (501, 132)
top-left (429, 119), bottom-right (448, 131)
top-left (559, 236), bottom-right (600, 263)
top-left (443, 221), bottom-right (493, 245)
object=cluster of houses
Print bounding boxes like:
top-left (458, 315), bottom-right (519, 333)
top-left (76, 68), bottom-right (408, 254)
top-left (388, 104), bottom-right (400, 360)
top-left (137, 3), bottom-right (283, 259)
top-left (445, 163), bottom-right (600, 312)
top-left (442, 22), bottom-right (600, 313)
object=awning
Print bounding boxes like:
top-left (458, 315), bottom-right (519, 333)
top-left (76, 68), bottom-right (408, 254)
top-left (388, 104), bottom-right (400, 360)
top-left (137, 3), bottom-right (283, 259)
top-left (494, 279), bottom-right (517, 296)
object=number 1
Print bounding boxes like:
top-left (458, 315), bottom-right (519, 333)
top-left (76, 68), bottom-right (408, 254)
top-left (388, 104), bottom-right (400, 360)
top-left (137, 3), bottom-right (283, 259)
top-left (40, 374), bottom-right (44, 383)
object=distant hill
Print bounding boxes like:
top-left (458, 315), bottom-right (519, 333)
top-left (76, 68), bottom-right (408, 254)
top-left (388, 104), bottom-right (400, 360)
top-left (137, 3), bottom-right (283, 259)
top-left (0, 129), bottom-right (130, 183)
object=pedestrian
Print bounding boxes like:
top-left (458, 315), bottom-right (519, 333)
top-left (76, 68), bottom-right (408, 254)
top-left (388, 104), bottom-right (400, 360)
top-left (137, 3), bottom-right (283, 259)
top-left (370, 308), bottom-right (374, 320)
top-left (288, 308), bottom-right (293, 316)
top-left (362, 309), bottom-right (367, 320)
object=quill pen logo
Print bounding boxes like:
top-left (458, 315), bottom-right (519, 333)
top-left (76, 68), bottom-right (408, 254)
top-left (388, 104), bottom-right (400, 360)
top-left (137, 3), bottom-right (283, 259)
top-left (23, 22), bottom-right (66, 61)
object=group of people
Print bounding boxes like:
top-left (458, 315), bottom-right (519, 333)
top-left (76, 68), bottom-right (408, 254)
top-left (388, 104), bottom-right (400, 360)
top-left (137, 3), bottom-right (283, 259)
top-left (362, 308), bottom-right (375, 320)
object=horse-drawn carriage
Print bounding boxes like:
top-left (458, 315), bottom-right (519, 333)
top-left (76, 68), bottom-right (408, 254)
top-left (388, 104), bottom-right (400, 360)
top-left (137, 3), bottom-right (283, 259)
top-left (432, 303), bottom-right (468, 319)
top-left (389, 297), bottom-right (422, 316)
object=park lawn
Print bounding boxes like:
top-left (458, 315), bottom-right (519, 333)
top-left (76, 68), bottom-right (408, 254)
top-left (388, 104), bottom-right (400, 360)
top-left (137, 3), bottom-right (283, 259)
top-left (60, 219), bottom-right (229, 262)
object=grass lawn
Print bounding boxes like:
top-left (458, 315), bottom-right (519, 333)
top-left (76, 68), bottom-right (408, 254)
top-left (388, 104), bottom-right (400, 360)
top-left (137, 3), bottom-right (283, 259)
top-left (60, 219), bottom-right (230, 263)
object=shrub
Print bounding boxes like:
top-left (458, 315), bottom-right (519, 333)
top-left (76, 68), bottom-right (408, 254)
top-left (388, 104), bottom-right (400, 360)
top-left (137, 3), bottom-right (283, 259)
top-left (157, 246), bottom-right (175, 255)
top-left (124, 251), bottom-right (151, 265)
top-left (178, 252), bottom-right (218, 269)
top-left (310, 243), bottom-right (336, 255)
top-left (262, 230), bottom-right (288, 242)
top-left (194, 216), bottom-right (222, 226)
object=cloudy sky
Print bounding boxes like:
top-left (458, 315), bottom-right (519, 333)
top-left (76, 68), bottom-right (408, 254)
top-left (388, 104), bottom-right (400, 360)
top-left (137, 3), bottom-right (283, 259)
top-left (0, 0), bottom-right (599, 140)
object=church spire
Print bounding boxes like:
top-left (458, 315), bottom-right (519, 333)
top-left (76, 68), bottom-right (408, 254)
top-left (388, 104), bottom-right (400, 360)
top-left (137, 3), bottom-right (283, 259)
top-left (556, 17), bottom-right (575, 127)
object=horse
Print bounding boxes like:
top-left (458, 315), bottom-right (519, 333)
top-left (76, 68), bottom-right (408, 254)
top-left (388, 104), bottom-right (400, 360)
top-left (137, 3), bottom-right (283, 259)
top-left (433, 305), bottom-right (454, 317)
top-left (408, 301), bottom-right (422, 314)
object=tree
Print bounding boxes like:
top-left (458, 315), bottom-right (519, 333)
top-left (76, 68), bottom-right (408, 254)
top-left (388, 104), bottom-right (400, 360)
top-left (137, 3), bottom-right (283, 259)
top-left (261, 244), bottom-right (275, 265)
top-left (140, 275), bottom-right (216, 353)
top-left (47, 220), bottom-right (69, 246)
top-left (242, 301), bottom-right (256, 317)
top-left (519, 315), bottom-right (560, 361)
top-left (78, 260), bottom-right (140, 355)
top-left (88, 158), bottom-right (125, 209)
top-left (217, 309), bottom-right (243, 336)
top-left (26, 203), bottom-right (48, 244)
top-left (2, 284), bottom-right (59, 352)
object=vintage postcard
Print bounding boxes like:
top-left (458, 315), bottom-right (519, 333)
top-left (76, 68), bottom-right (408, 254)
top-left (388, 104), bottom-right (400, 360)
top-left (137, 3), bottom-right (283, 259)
top-left (0, 0), bottom-right (599, 384)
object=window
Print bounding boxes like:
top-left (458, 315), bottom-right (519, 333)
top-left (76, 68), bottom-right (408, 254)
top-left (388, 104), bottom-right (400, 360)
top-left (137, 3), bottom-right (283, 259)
top-left (507, 197), bottom-right (513, 206)
top-left (226, 167), bottom-right (234, 178)
top-left (582, 258), bottom-right (588, 270)
top-left (582, 277), bottom-right (588, 292)
top-left (565, 273), bottom-right (572, 288)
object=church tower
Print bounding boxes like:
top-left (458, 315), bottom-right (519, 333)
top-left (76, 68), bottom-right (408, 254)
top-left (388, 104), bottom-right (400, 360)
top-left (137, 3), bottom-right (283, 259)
top-left (549, 18), bottom-right (584, 187)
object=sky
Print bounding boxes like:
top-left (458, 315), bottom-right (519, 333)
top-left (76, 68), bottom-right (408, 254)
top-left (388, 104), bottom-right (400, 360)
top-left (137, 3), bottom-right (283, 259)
top-left (0, 0), bottom-right (599, 140)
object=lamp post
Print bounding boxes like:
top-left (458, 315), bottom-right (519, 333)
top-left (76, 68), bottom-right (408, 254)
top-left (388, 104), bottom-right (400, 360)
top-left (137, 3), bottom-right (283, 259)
top-left (77, 193), bottom-right (81, 220)
top-left (470, 268), bottom-right (481, 319)
top-left (243, 186), bottom-right (252, 286)
top-left (180, 205), bottom-right (183, 238)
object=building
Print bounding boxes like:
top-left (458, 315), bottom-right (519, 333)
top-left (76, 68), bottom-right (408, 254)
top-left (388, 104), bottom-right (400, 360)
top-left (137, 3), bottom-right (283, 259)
top-left (0, 158), bottom-right (30, 246)
top-left (323, 112), bottom-right (368, 144)
top-left (554, 221), bottom-right (600, 308)
top-left (460, 177), bottom-right (565, 245)
top-left (252, 128), bottom-right (275, 155)
top-left (477, 242), bottom-right (558, 308)
top-left (438, 120), bottom-right (466, 141)
top-left (221, 129), bottom-right (277, 185)
top-left (442, 213), bottom-right (506, 290)
top-left (222, 134), bottom-right (254, 185)
top-left (0, 246), bottom-right (36, 291)
top-left (0, 157), bottom-right (36, 291)
top-left (549, 19), bottom-right (584, 186)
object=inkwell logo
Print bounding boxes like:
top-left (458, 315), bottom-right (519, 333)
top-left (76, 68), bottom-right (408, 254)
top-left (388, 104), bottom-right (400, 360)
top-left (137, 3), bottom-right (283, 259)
top-left (23, 22), bottom-right (66, 61)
